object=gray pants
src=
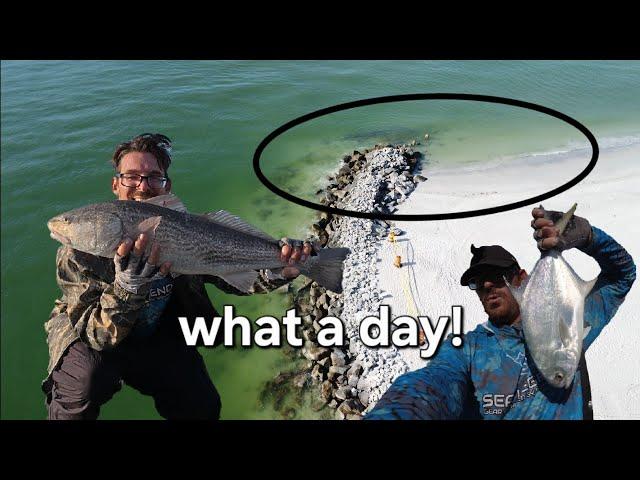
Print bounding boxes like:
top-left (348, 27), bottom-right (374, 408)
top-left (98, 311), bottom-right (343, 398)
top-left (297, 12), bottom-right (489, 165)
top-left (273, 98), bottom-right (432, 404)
top-left (43, 335), bottom-right (221, 420)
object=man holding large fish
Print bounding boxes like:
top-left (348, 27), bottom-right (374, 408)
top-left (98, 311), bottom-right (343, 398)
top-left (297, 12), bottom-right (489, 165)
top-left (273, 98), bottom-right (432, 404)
top-left (43, 133), bottom-right (348, 420)
top-left (368, 206), bottom-right (635, 419)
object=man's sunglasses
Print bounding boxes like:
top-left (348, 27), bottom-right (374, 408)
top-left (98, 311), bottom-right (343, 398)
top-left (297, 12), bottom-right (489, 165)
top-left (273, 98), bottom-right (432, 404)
top-left (468, 266), bottom-right (519, 291)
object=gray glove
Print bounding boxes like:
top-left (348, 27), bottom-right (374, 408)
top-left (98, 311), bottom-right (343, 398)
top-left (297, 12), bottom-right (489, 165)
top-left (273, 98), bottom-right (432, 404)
top-left (114, 248), bottom-right (166, 296)
top-left (278, 237), bottom-right (319, 259)
top-left (534, 206), bottom-right (593, 251)
top-left (270, 237), bottom-right (319, 279)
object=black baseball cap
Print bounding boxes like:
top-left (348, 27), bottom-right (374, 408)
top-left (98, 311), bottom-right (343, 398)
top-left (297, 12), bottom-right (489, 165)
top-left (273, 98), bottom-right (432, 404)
top-left (460, 244), bottom-right (520, 286)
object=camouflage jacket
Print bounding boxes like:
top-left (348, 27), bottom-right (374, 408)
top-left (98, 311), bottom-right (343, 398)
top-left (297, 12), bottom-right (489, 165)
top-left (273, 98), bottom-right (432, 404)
top-left (44, 245), bottom-right (290, 381)
top-left (366, 227), bottom-right (636, 420)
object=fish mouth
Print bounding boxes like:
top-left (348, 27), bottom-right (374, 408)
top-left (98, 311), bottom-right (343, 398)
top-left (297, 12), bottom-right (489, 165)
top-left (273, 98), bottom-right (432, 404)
top-left (550, 372), bottom-right (568, 388)
top-left (49, 230), bottom-right (70, 244)
top-left (47, 218), bottom-right (71, 244)
top-left (547, 367), bottom-right (574, 388)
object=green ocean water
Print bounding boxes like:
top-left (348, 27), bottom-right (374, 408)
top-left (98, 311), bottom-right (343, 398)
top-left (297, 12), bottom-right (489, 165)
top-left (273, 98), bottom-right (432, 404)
top-left (2, 60), bottom-right (639, 419)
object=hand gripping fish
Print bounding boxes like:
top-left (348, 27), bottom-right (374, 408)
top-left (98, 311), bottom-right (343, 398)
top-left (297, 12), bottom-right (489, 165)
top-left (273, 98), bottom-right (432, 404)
top-left (47, 194), bottom-right (350, 293)
top-left (508, 204), bottom-right (597, 389)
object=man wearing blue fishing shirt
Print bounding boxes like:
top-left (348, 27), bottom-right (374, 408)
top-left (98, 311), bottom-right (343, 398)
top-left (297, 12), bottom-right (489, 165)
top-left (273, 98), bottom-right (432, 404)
top-left (366, 208), bottom-right (635, 420)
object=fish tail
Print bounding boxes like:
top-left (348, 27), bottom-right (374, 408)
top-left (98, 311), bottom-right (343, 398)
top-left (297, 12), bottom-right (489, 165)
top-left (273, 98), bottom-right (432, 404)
top-left (299, 247), bottom-right (350, 293)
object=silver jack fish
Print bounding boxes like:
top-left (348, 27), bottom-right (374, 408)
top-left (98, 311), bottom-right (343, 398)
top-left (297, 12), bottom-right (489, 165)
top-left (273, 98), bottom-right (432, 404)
top-left (508, 204), bottom-right (596, 389)
top-left (47, 194), bottom-right (350, 293)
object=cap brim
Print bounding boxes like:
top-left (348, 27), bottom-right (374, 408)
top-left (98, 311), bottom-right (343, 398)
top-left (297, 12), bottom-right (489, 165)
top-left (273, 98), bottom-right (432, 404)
top-left (460, 259), bottom-right (517, 286)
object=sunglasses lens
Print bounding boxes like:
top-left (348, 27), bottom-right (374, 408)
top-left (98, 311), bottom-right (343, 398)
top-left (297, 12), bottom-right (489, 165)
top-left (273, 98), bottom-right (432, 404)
top-left (468, 268), bottom-right (516, 290)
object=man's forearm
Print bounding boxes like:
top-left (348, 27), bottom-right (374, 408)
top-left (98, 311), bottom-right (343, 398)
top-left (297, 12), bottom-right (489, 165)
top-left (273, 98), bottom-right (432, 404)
top-left (366, 368), bottom-right (468, 420)
top-left (579, 226), bottom-right (636, 349)
top-left (69, 282), bottom-right (148, 350)
top-left (580, 226), bottom-right (636, 292)
top-left (367, 341), bottom-right (470, 420)
top-left (55, 245), bottom-right (163, 351)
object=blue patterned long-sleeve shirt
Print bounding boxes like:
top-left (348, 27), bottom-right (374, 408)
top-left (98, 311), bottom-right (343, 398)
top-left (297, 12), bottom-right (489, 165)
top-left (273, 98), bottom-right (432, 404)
top-left (366, 227), bottom-right (636, 420)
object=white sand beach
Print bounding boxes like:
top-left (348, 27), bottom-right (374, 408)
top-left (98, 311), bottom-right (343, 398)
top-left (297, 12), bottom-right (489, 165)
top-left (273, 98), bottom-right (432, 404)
top-left (376, 142), bottom-right (640, 419)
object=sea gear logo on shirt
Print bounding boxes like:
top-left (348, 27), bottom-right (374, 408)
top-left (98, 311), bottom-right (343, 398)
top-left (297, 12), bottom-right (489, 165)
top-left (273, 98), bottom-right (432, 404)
top-left (483, 351), bottom-right (539, 416)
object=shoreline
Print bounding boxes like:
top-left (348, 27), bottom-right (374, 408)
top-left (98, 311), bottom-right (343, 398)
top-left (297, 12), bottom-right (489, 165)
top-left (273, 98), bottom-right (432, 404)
top-left (424, 132), bottom-right (640, 175)
top-left (376, 140), bottom-right (640, 418)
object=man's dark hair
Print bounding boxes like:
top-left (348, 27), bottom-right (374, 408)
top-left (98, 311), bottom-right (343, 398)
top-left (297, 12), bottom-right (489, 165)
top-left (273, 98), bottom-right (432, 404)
top-left (111, 133), bottom-right (173, 176)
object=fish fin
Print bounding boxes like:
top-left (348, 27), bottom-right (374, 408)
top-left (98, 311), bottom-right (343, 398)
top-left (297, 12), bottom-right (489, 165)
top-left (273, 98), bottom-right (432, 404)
top-left (217, 270), bottom-right (259, 293)
top-left (142, 194), bottom-right (188, 213)
top-left (583, 325), bottom-right (592, 340)
top-left (579, 276), bottom-right (598, 298)
top-left (298, 247), bottom-right (350, 293)
top-left (204, 210), bottom-right (275, 241)
top-left (137, 216), bottom-right (163, 237)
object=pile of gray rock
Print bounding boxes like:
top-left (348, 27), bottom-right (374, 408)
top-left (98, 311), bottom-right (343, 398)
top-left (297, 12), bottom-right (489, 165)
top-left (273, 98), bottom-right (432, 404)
top-left (293, 282), bottom-right (365, 420)
top-left (292, 144), bottom-right (426, 419)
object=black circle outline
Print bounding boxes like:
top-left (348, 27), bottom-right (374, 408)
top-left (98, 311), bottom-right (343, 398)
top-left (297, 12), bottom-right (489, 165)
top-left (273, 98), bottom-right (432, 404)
top-left (253, 93), bottom-right (599, 221)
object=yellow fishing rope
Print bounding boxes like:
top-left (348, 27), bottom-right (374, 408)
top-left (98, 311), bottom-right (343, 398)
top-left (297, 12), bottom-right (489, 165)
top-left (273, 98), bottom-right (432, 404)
top-left (388, 232), bottom-right (419, 318)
